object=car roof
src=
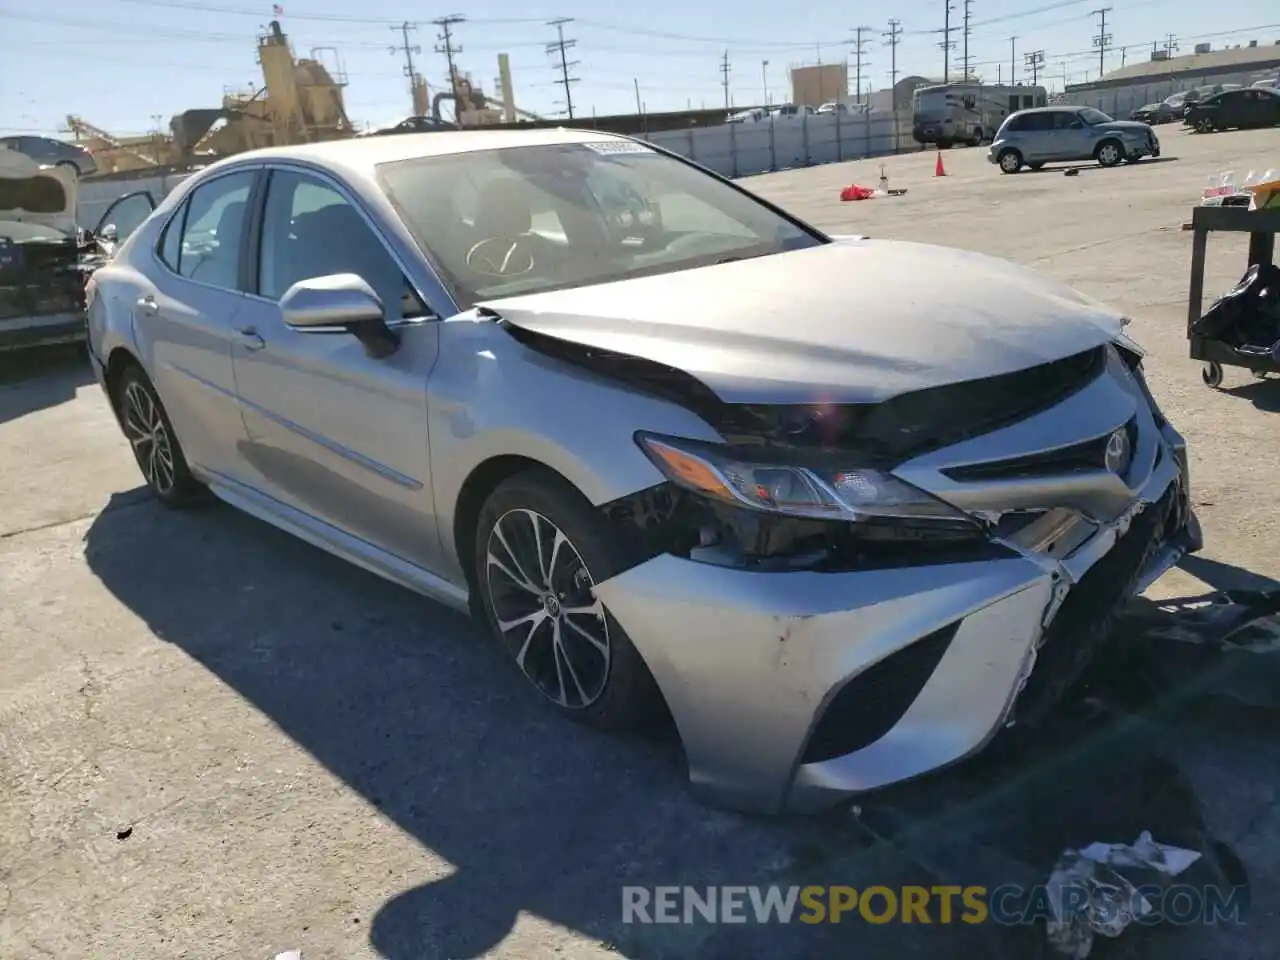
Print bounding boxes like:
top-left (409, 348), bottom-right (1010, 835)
top-left (200, 127), bottom-right (639, 180)
top-left (1012, 105), bottom-right (1084, 115)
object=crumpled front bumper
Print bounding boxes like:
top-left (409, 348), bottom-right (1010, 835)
top-left (595, 400), bottom-right (1198, 816)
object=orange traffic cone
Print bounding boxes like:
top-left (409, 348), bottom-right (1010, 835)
top-left (934, 149), bottom-right (947, 177)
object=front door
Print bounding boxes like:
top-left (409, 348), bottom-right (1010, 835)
top-left (140, 169), bottom-right (256, 482)
top-left (94, 190), bottom-right (154, 255)
top-left (1050, 111), bottom-right (1091, 159)
top-left (229, 166), bottom-right (444, 570)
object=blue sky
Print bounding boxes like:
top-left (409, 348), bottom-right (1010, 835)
top-left (2, 0), bottom-right (1277, 136)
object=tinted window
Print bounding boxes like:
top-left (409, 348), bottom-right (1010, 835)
top-left (258, 169), bottom-right (426, 320)
top-left (158, 202), bottom-right (185, 269)
top-left (1051, 111), bottom-right (1081, 130)
top-left (1020, 112), bottom-right (1053, 131)
top-left (177, 171), bottom-right (255, 289)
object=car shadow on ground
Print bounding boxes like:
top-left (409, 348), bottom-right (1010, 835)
top-left (1024, 156), bottom-right (1181, 175)
top-left (0, 344), bottom-right (93, 425)
top-left (83, 494), bottom-right (1270, 959)
top-left (1223, 377), bottom-right (1280, 412)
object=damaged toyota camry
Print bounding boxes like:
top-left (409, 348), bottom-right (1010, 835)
top-left (86, 129), bottom-right (1202, 814)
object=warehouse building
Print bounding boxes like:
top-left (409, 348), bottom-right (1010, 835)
top-left (1064, 40), bottom-right (1280, 116)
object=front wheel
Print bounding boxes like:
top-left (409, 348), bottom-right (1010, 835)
top-left (474, 468), bottom-right (662, 732)
top-left (1095, 140), bottom-right (1125, 167)
top-left (1195, 118), bottom-right (1215, 134)
top-left (116, 365), bottom-right (205, 506)
top-left (1202, 362), bottom-right (1224, 389)
top-left (998, 149), bottom-right (1023, 174)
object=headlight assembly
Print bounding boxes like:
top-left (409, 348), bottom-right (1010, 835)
top-left (635, 432), bottom-right (980, 527)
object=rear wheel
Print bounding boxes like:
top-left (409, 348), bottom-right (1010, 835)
top-left (1095, 139), bottom-right (1125, 167)
top-left (998, 149), bottom-right (1023, 174)
top-left (473, 468), bottom-right (662, 732)
top-left (1195, 117), bottom-right (1215, 134)
top-left (969, 127), bottom-right (984, 146)
top-left (115, 365), bottom-right (205, 506)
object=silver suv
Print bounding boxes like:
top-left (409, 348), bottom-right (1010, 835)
top-left (988, 106), bottom-right (1159, 174)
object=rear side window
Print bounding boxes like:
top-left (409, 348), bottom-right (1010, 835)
top-left (158, 202), bottom-right (186, 270)
top-left (176, 171), bottom-right (256, 290)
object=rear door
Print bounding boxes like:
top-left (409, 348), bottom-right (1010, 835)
top-left (137, 168), bottom-right (257, 481)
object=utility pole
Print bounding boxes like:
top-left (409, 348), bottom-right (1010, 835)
top-left (1009, 36), bottom-right (1017, 84)
top-left (719, 50), bottom-right (731, 111)
top-left (761, 60), bottom-right (769, 105)
top-left (885, 18), bottom-right (903, 146)
top-left (389, 21), bottom-right (421, 114)
top-left (634, 78), bottom-right (642, 114)
top-left (939, 0), bottom-right (956, 81)
top-left (850, 26), bottom-right (872, 107)
top-left (1024, 49), bottom-right (1045, 86)
top-left (546, 17), bottom-right (579, 120)
top-left (1091, 7), bottom-right (1113, 80)
top-left (961, 0), bottom-right (973, 79)
top-left (432, 15), bottom-right (465, 112)
top-left (1165, 33), bottom-right (1179, 56)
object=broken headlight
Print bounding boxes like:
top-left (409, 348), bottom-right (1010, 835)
top-left (635, 432), bottom-right (981, 529)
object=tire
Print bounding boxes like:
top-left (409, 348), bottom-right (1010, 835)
top-left (1027, 161), bottom-right (1046, 171)
top-left (1195, 118), bottom-right (1215, 134)
top-left (1202, 361), bottom-right (1224, 389)
top-left (997, 149), bottom-right (1023, 174)
top-left (115, 364), bottom-right (205, 506)
top-left (938, 139), bottom-right (954, 150)
top-left (969, 128), bottom-right (983, 147)
top-left (1095, 139), bottom-right (1125, 167)
top-left (473, 468), bottom-right (662, 732)
top-left (54, 159), bottom-right (82, 176)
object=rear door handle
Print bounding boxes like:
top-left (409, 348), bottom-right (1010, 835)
top-left (235, 325), bottom-right (266, 351)
top-left (136, 295), bottom-right (158, 315)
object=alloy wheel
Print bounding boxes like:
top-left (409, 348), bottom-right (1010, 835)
top-left (1098, 143), bottom-right (1120, 165)
top-left (1000, 152), bottom-right (1020, 173)
top-left (485, 508), bottom-right (611, 709)
top-left (122, 381), bottom-right (176, 495)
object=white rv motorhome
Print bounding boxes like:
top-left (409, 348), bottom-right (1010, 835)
top-left (912, 82), bottom-right (1048, 147)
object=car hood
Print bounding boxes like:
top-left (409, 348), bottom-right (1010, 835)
top-left (0, 150), bottom-right (77, 236)
top-left (481, 239), bottom-right (1127, 404)
top-left (1098, 120), bottom-right (1151, 133)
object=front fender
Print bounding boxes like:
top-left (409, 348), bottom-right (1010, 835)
top-left (427, 317), bottom-right (726, 583)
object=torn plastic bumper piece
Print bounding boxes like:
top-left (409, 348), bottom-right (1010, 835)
top-left (593, 426), bottom-right (1197, 816)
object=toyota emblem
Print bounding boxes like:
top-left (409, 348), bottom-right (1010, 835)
top-left (1104, 428), bottom-right (1132, 475)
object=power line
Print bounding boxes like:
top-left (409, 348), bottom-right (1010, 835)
top-left (1024, 48), bottom-right (1045, 85)
top-left (884, 19), bottom-right (903, 145)
top-left (850, 26), bottom-right (872, 106)
top-left (1091, 7), bottom-right (1113, 79)
top-left (939, 0), bottom-right (957, 81)
top-left (962, 0), bottom-right (974, 79)
top-left (546, 17), bottom-right (580, 120)
top-left (432, 14), bottom-right (465, 113)
top-left (389, 22), bottom-right (421, 113)
top-left (719, 50), bottom-right (731, 111)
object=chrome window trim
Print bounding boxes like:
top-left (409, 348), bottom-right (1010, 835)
top-left (146, 162), bottom-right (265, 299)
top-left (243, 159), bottom-right (457, 328)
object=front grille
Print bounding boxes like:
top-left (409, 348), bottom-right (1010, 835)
top-left (1010, 485), bottom-right (1174, 728)
top-left (943, 416), bottom-right (1139, 483)
top-left (800, 622), bottom-right (959, 764)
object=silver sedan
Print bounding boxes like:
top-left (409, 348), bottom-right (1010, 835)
top-left (85, 129), bottom-right (1201, 814)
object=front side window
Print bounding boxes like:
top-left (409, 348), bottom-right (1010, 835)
top-left (98, 192), bottom-right (154, 246)
top-left (378, 141), bottom-right (823, 305)
top-left (257, 169), bottom-right (426, 321)
top-left (1078, 108), bottom-right (1113, 125)
top-left (177, 171), bottom-right (255, 289)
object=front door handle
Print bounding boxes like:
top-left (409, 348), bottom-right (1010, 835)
top-left (235, 325), bottom-right (266, 351)
top-left (136, 295), bottom-right (158, 315)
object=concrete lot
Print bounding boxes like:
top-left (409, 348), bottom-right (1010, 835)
top-left (3, 124), bottom-right (1280, 960)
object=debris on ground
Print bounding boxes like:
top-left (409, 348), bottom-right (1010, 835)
top-left (1046, 831), bottom-right (1202, 958)
top-left (115, 826), bottom-right (132, 841)
top-left (274, 951), bottom-right (303, 960)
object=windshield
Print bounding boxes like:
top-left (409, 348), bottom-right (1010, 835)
top-left (1079, 108), bottom-right (1113, 125)
top-left (913, 92), bottom-right (948, 121)
top-left (378, 141), bottom-right (823, 304)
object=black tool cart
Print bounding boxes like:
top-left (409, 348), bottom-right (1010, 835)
top-left (1187, 204), bottom-right (1280, 388)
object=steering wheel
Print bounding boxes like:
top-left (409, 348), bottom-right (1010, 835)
top-left (465, 236), bottom-right (536, 278)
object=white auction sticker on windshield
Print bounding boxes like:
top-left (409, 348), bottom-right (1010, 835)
top-left (581, 141), bottom-right (654, 154)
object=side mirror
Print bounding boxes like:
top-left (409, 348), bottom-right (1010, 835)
top-left (99, 223), bottom-right (118, 244)
top-left (279, 273), bottom-right (400, 359)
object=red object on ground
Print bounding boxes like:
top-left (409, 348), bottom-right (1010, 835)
top-left (935, 150), bottom-right (947, 177)
top-left (840, 184), bottom-right (875, 201)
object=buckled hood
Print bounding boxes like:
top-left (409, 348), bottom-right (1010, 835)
top-left (482, 239), bottom-right (1127, 404)
top-left (0, 149), bottom-right (78, 239)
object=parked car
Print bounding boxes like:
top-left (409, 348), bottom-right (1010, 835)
top-left (0, 135), bottom-right (97, 177)
top-left (1186, 87), bottom-right (1280, 132)
top-left (1130, 101), bottom-right (1180, 125)
top-left (816, 101), bottom-right (849, 115)
top-left (989, 105), bottom-right (1160, 173)
top-left (0, 151), bottom-right (145, 351)
top-left (85, 129), bottom-right (1200, 814)
top-left (768, 103), bottom-right (815, 120)
top-left (726, 108), bottom-right (767, 124)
